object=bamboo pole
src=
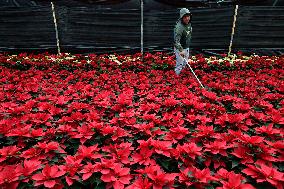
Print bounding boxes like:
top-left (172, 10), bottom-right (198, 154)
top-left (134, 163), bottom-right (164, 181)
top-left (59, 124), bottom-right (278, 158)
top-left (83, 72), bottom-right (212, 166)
top-left (273, 0), bottom-right (279, 6)
top-left (228, 5), bottom-right (239, 56)
top-left (141, 0), bottom-right (144, 61)
top-left (51, 2), bottom-right (61, 54)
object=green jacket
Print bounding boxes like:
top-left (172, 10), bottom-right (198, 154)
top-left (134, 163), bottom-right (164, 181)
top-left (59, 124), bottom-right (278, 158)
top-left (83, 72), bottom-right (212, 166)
top-left (174, 21), bottom-right (192, 52)
top-left (174, 8), bottom-right (193, 52)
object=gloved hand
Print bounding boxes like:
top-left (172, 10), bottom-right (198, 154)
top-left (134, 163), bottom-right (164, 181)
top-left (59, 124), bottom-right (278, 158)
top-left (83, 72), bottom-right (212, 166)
top-left (180, 50), bottom-right (186, 57)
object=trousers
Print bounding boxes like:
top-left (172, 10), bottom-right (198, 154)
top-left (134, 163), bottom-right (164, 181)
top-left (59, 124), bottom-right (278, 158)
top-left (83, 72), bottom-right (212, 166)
top-left (174, 48), bottom-right (190, 75)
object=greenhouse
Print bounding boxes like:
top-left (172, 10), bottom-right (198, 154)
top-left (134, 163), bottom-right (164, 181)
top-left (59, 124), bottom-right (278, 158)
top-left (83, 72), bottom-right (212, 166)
top-left (0, 1), bottom-right (283, 189)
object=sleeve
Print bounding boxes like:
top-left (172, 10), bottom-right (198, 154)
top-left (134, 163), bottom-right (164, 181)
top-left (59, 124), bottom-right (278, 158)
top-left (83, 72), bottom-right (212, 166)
top-left (174, 25), bottom-right (184, 52)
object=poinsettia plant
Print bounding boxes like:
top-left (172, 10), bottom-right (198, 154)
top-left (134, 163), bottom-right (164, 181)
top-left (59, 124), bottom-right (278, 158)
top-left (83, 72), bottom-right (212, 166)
top-left (0, 52), bottom-right (283, 189)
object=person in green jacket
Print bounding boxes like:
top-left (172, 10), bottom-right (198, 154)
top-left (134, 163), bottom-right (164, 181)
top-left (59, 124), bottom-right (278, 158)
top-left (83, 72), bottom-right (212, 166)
top-left (174, 8), bottom-right (193, 75)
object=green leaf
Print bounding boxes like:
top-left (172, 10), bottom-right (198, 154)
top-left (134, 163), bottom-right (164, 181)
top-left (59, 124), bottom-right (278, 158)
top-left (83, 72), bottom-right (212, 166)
top-left (151, 127), bottom-right (160, 131)
top-left (94, 183), bottom-right (106, 189)
top-left (279, 163), bottom-right (284, 172)
top-left (52, 157), bottom-right (59, 163)
top-left (89, 176), bottom-right (101, 185)
top-left (205, 185), bottom-right (215, 189)
top-left (232, 160), bottom-right (239, 169)
top-left (17, 182), bottom-right (33, 189)
top-left (36, 137), bottom-right (43, 141)
top-left (197, 142), bottom-right (203, 147)
top-left (159, 159), bottom-right (170, 170)
top-left (196, 156), bottom-right (205, 164)
top-left (187, 171), bottom-right (193, 178)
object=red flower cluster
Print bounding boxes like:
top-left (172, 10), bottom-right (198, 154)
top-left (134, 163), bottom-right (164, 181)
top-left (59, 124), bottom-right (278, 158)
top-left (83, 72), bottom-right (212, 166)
top-left (0, 52), bottom-right (283, 188)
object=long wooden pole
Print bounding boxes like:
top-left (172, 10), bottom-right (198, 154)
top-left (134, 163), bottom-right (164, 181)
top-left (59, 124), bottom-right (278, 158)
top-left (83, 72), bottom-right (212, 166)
top-left (228, 5), bottom-right (239, 56)
top-left (51, 2), bottom-right (61, 54)
top-left (141, 0), bottom-right (144, 60)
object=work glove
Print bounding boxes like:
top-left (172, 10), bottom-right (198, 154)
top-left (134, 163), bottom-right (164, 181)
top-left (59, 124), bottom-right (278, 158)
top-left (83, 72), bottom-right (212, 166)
top-left (180, 50), bottom-right (186, 57)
